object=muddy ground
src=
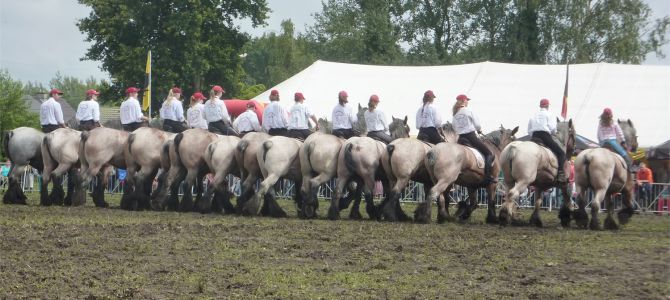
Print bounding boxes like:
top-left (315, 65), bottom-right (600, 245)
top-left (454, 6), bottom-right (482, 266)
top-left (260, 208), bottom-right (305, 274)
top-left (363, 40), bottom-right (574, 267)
top-left (0, 194), bottom-right (668, 299)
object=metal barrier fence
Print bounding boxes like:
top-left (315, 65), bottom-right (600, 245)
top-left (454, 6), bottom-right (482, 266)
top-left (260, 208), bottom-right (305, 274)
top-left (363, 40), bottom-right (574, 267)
top-left (2, 164), bottom-right (669, 214)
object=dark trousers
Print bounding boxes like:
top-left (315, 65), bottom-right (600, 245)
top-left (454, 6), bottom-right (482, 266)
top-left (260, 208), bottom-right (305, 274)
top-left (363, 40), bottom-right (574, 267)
top-left (332, 128), bottom-right (355, 139)
top-left (367, 131), bottom-right (393, 144)
top-left (268, 128), bottom-right (291, 137)
top-left (162, 119), bottom-right (188, 133)
top-left (79, 120), bottom-right (100, 131)
top-left (458, 132), bottom-right (494, 179)
top-left (41, 124), bottom-right (63, 133)
top-left (289, 129), bottom-right (312, 140)
top-left (532, 131), bottom-right (566, 172)
top-left (417, 127), bottom-right (444, 144)
top-left (122, 122), bottom-right (146, 132)
top-left (208, 120), bottom-right (238, 136)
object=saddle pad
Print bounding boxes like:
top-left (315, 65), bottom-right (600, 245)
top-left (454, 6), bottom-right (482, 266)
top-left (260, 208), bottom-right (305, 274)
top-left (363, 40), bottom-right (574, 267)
top-left (466, 147), bottom-right (485, 169)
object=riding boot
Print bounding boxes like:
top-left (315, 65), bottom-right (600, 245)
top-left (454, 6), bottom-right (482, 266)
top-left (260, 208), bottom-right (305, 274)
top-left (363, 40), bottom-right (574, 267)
top-left (482, 155), bottom-right (497, 185)
top-left (556, 167), bottom-right (568, 184)
top-left (624, 155), bottom-right (633, 172)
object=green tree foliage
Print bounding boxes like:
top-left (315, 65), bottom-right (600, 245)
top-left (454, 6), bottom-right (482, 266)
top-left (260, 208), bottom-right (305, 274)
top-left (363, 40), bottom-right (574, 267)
top-left (243, 19), bottom-right (316, 88)
top-left (49, 71), bottom-right (104, 108)
top-left (0, 70), bottom-right (40, 143)
top-left (77, 0), bottom-right (269, 113)
top-left (22, 81), bottom-right (47, 96)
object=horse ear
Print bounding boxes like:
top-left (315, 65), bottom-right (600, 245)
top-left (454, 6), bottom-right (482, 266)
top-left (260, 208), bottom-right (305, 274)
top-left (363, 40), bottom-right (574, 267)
top-left (511, 126), bottom-right (519, 136)
top-left (568, 118), bottom-right (573, 128)
top-left (556, 117), bottom-right (560, 123)
top-left (403, 116), bottom-right (408, 125)
top-left (627, 119), bottom-right (633, 126)
top-left (358, 103), bottom-right (362, 110)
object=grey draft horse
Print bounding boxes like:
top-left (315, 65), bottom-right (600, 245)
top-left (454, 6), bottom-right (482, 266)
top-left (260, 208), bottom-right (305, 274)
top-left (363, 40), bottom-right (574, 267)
top-left (422, 126), bottom-right (519, 224)
top-left (2, 127), bottom-right (44, 205)
top-left (327, 117), bottom-right (410, 220)
top-left (40, 128), bottom-right (85, 206)
top-left (499, 120), bottom-right (575, 227)
top-left (200, 135), bottom-right (241, 214)
top-left (572, 119), bottom-right (638, 230)
top-left (380, 122), bottom-right (459, 222)
top-left (234, 132), bottom-right (271, 212)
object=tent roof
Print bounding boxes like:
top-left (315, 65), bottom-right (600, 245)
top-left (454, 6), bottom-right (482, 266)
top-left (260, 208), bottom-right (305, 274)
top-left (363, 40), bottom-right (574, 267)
top-left (253, 60), bottom-right (669, 147)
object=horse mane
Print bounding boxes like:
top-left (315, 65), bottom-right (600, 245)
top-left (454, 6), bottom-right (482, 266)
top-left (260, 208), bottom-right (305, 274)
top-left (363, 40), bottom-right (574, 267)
top-left (482, 130), bottom-right (502, 147)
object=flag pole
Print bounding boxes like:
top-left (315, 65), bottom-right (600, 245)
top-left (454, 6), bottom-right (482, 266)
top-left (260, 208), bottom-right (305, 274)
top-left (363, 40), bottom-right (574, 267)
top-left (561, 62), bottom-right (569, 121)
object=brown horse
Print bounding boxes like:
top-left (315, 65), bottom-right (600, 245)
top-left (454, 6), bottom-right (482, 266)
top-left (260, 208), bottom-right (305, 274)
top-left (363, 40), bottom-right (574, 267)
top-left (499, 120), bottom-right (575, 227)
top-left (234, 132), bottom-right (271, 212)
top-left (572, 119), bottom-right (638, 230)
top-left (200, 135), bottom-right (241, 214)
top-left (381, 122), bottom-right (459, 222)
top-left (327, 117), bottom-right (410, 220)
top-left (2, 127), bottom-right (44, 205)
top-left (40, 128), bottom-right (84, 206)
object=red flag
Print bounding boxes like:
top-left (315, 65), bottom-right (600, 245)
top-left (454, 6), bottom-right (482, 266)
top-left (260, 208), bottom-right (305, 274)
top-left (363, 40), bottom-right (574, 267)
top-left (561, 63), bottom-right (569, 119)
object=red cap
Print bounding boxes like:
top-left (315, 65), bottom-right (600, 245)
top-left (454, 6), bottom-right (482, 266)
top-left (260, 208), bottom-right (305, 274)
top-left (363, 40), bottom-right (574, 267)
top-left (339, 90), bottom-right (348, 98)
top-left (172, 87), bottom-right (182, 94)
top-left (86, 89), bottom-right (100, 96)
top-left (603, 108), bottom-right (613, 116)
top-left (540, 98), bottom-right (550, 107)
top-left (50, 88), bottom-right (63, 95)
top-left (270, 89), bottom-right (279, 96)
top-left (424, 90), bottom-right (435, 98)
top-left (246, 101), bottom-right (256, 109)
top-left (456, 94), bottom-right (470, 101)
top-left (294, 92), bottom-right (305, 101)
top-left (126, 87), bottom-right (140, 94)
top-left (369, 94), bottom-right (380, 102)
top-left (212, 85), bottom-right (224, 93)
top-left (192, 92), bottom-right (206, 100)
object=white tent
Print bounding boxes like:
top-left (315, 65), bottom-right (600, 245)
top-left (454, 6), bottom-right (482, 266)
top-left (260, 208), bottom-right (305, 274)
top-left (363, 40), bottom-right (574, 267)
top-left (253, 60), bottom-right (670, 147)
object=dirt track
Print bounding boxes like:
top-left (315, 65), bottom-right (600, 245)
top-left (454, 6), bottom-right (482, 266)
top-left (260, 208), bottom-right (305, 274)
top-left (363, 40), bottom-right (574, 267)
top-left (0, 195), bottom-right (668, 298)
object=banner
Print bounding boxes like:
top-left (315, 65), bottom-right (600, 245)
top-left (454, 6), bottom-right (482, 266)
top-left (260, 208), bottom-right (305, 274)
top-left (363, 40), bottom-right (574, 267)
top-left (561, 63), bottom-right (569, 119)
top-left (142, 50), bottom-right (151, 112)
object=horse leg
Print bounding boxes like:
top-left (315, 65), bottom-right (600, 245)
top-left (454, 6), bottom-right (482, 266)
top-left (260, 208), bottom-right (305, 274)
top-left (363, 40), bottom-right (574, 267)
top-left (437, 188), bottom-right (455, 223)
top-left (382, 178), bottom-right (408, 222)
top-left (40, 165), bottom-right (54, 206)
top-left (265, 182), bottom-right (288, 218)
top-left (418, 180), bottom-right (447, 224)
top-left (603, 193), bottom-right (619, 230)
top-left (192, 173), bottom-right (206, 212)
top-left (617, 174), bottom-right (635, 225)
top-left (558, 182), bottom-right (573, 227)
top-left (499, 180), bottom-right (528, 226)
top-left (293, 179), bottom-right (304, 218)
top-left (166, 168), bottom-right (186, 211)
top-left (529, 188), bottom-right (545, 228)
top-left (236, 174), bottom-right (256, 214)
top-left (4, 177), bottom-right (27, 205)
top-left (215, 178), bottom-right (235, 214)
top-left (150, 169), bottom-right (169, 210)
top-left (91, 172), bottom-right (109, 208)
top-left (120, 165), bottom-right (137, 210)
top-left (348, 182), bottom-right (364, 220)
top-left (485, 184), bottom-right (498, 224)
top-left (589, 189), bottom-right (606, 230)
top-left (457, 187), bottom-right (479, 222)
top-left (304, 174), bottom-right (330, 219)
top-left (573, 187), bottom-right (589, 229)
top-left (243, 174), bottom-right (278, 216)
top-left (199, 173), bottom-right (222, 214)
top-left (179, 170), bottom-right (197, 212)
top-left (139, 169), bottom-right (158, 210)
top-left (328, 176), bottom-right (350, 220)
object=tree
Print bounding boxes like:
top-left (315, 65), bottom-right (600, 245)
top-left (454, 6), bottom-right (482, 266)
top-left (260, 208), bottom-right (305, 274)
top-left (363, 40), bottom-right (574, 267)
top-left (77, 0), bottom-right (269, 114)
top-left (22, 81), bottom-right (47, 96)
top-left (48, 71), bottom-right (103, 108)
top-left (0, 70), bottom-right (40, 148)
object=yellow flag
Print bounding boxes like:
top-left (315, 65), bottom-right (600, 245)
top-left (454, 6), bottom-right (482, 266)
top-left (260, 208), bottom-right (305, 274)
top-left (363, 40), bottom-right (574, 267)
top-left (142, 50), bottom-right (151, 111)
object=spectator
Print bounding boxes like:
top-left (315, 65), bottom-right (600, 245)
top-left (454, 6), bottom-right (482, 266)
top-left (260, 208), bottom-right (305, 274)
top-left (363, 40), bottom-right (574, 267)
top-left (1, 160), bottom-right (9, 177)
top-left (636, 162), bottom-right (654, 202)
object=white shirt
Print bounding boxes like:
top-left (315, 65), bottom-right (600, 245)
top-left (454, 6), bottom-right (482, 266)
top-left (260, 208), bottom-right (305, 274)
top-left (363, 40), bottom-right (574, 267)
top-left (76, 100), bottom-right (100, 122)
top-left (332, 103), bottom-right (357, 130)
top-left (415, 103), bottom-right (442, 129)
top-left (452, 107), bottom-right (481, 135)
top-left (203, 98), bottom-right (231, 123)
top-left (119, 97), bottom-right (144, 124)
top-left (187, 103), bottom-right (208, 129)
top-left (159, 98), bottom-right (185, 122)
top-left (234, 110), bottom-right (262, 133)
top-left (288, 102), bottom-right (314, 130)
top-left (262, 101), bottom-right (289, 131)
top-left (528, 108), bottom-right (557, 135)
top-left (364, 109), bottom-right (388, 133)
top-left (40, 97), bottom-right (65, 125)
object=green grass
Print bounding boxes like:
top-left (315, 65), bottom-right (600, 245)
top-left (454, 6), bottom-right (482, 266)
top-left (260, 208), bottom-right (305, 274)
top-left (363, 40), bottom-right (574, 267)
top-left (0, 193), bottom-right (668, 298)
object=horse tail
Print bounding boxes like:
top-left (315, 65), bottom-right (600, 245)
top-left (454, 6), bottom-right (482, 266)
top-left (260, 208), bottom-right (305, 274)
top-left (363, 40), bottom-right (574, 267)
top-left (502, 145), bottom-right (517, 175)
top-left (344, 143), bottom-right (356, 173)
top-left (173, 132), bottom-right (184, 164)
top-left (386, 144), bottom-right (395, 174)
top-left (79, 131), bottom-right (90, 169)
top-left (127, 132), bottom-right (136, 155)
top-left (305, 140), bottom-right (315, 171)
top-left (2, 130), bottom-right (12, 162)
top-left (426, 150), bottom-right (437, 169)
top-left (262, 140), bottom-right (273, 163)
top-left (207, 142), bottom-right (216, 165)
top-left (583, 154), bottom-right (592, 187)
top-left (237, 140), bottom-right (249, 154)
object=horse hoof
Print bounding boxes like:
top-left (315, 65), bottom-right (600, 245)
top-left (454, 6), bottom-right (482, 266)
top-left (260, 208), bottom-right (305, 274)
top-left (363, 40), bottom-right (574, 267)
top-left (530, 217), bottom-right (543, 228)
top-left (349, 210), bottom-right (363, 220)
top-left (498, 209), bottom-right (511, 226)
top-left (486, 214), bottom-right (498, 224)
top-left (604, 217), bottom-right (619, 230)
top-left (589, 219), bottom-right (601, 231)
top-left (327, 207), bottom-right (340, 221)
top-left (558, 207), bottom-right (572, 228)
top-left (617, 208), bottom-right (634, 225)
top-left (437, 213), bottom-right (452, 224)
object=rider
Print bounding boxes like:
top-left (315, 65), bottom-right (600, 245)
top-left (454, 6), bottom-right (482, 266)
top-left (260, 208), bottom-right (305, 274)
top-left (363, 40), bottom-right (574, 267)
top-left (288, 92), bottom-right (319, 140)
top-left (452, 94), bottom-right (496, 185)
top-left (76, 89), bottom-right (101, 131)
top-left (528, 98), bottom-right (567, 183)
top-left (597, 108), bottom-right (633, 171)
top-left (186, 92), bottom-right (208, 129)
top-left (364, 94), bottom-right (392, 144)
top-left (416, 90), bottom-right (444, 144)
top-left (159, 87), bottom-right (187, 133)
top-left (234, 102), bottom-right (262, 137)
top-left (204, 85), bottom-right (236, 135)
top-left (119, 87), bottom-right (148, 132)
top-left (40, 88), bottom-right (67, 133)
top-left (332, 90), bottom-right (357, 139)
top-left (263, 90), bottom-right (290, 137)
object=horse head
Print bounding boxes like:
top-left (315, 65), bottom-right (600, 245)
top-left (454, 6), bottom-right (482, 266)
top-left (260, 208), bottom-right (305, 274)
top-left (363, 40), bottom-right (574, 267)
top-left (618, 119), bottom-right (638, 152)
top-left (317, 117), bottom-right (332, 134)
top-left (556, 118), bottom-right (576, 157)
top-left (484, 125), bottom-right (519, 150)
top-left (355, 103), bottom-right (367, 136)
top-left (390, 116), bottom-right (410, 139)
top-left (441, 122), bottom-right (458, 143)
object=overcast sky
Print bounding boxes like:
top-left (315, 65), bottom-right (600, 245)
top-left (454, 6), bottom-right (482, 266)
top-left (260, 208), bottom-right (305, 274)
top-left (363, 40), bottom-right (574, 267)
top-left (0, 0), bottom-right (668, 86)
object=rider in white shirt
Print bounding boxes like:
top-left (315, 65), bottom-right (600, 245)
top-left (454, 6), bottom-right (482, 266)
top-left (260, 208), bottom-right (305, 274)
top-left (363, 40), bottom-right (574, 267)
top-left (76, 89), bottom-right (101, 131)
top-left (186, 92), bottom-right (208, 129)
top-left (234, 102), bottom-right (262, 136)
top-left (119, 87), bottom-right (148, 132)
top-left (364, 95), bottom-right (392, 144)
top-left (331, 90), bottom-right (357, 139)
top-left (452, 94), bottom-right (496, 185)
top-left (415, 90), bottom-right (444, 144)
top-left (40, 88), bottom-right (66, 133)
top-left (288, 92), bottom-right (319, 140)
top-left (203, 85), bottom-right (236, 135)
top-left (262, 90), bottom-right (290, 137)
top-left (159, 87), bottom-right (187, 133)
top-left (528, 98), bottom-right (567, 182)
